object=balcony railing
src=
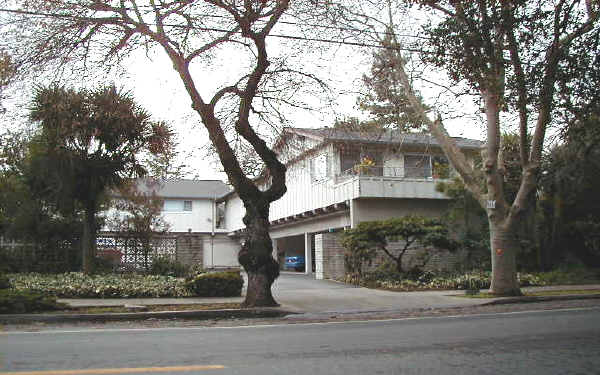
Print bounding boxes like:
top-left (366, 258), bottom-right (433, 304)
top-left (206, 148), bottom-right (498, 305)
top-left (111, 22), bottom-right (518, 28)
top-left (338, 166), bottom-right (445, 179)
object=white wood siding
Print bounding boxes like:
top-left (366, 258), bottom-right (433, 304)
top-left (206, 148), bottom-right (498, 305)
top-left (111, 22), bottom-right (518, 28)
top-left (223, 145), bottom-right (451, 231)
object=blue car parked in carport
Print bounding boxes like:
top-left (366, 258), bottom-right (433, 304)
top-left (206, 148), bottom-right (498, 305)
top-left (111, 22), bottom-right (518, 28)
top-left (284, 256), bottom-right (305, 272)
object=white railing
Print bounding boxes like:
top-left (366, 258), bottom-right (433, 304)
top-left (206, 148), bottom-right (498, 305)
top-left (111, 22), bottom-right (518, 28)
top-left (338, 166), bottom-right (444, 179)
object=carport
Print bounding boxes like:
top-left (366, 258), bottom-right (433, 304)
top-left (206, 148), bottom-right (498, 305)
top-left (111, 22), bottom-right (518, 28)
top-left (273, 234), bottom-right (315, 274)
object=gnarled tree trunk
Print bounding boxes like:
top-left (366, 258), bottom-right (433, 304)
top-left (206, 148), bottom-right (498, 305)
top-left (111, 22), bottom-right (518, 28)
top-left (239, 202), bottom-right (279, 307)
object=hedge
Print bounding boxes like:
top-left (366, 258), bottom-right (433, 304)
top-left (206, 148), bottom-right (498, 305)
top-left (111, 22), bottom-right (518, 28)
top-left (9, 273), bottom-right (191, 298)
top-left (344, 271), bottom-right (549, 291)
top-left (8, 271), bottom-right (245, 298)
top-left (185, 272), bottom-right (244, 297)
top-left (0, 274), bottom-right (10, 290)
top-left (0, 290), bottom-right (66, 314)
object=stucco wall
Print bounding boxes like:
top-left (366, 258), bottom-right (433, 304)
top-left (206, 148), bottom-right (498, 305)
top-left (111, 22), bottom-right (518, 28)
top-left (352, 198), bottom-right (450, 226)
top-left (163, 199), bottom-right (215, 232)
top-left (223, 195), bottom-right (245, 232)
top-left (202, 234), bottom-right (241, 268)
top-left (103, 198), bottom-right (216, 233)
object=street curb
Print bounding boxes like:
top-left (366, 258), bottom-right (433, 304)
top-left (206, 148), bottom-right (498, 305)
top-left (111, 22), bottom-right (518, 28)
top-left (482, 293), bottom-right (600, 306)
top-left (0, 307), bottom-right (295, 324)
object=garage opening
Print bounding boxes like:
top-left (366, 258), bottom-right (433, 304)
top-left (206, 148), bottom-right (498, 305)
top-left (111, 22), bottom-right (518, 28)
top-left (274, 234), bottom-right (316, 274)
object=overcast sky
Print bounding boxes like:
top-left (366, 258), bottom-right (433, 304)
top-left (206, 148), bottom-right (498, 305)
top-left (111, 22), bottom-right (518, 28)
top-left (0, 5), bottom-right (488, 183)
top-left (113, 42), bottom-right (485, 182)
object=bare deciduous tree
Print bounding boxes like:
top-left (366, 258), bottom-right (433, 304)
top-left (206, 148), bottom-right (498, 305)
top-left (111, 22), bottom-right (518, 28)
top-left (1, 0), bottom-right (329, 306)
top-left (340, 0), bottom-right (599, 295)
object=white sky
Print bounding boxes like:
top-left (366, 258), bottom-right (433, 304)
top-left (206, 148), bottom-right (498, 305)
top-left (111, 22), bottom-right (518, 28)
top-left (111, 41), bottom-right (485, 182)
top-left (1, 5), bottom-right (488, 183)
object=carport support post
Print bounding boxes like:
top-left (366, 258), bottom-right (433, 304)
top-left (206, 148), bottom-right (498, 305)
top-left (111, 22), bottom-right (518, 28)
top-left (304, 232), bottom-right (312, 275)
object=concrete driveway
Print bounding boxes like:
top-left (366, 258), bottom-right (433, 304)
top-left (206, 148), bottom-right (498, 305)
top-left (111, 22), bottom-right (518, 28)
top-left (271, 271), bottom-right (483, 313)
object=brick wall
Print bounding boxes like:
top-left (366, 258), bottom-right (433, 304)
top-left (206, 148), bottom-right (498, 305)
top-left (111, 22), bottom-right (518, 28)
top-left (175, 234), bottom-right (204, 267)
top-left (313, 232), bottom-right (469, 280)
top-left (362, 241), bottom-right (467, 274)
top-left (315, 233), bottom-right (345, 280)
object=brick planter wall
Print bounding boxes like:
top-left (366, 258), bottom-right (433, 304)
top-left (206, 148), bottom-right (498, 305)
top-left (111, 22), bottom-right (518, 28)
top-left (315, 233), bottom-right (345, 280)
top-left (176, 234), bottom-right (204, 267)
top-left (313, 233), bottom-right (469, 280)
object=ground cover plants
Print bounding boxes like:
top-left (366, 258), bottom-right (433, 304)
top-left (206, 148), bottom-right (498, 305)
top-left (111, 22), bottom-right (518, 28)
top-left (8, 271), bottom-right (244, 299)
top-left (343, 268), bottom-right (600, 292)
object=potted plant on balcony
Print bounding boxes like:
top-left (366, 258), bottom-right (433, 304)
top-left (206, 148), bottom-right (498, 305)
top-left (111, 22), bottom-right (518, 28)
top-left (353, 156), bottom-right (376, 176)
top-left (432, 161), bottom-right (450, 179)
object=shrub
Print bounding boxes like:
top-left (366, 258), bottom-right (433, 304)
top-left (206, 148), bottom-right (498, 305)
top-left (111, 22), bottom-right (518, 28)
top-left (0, 243), bottom-right (80, 274)
top-left (0, 290), bottom-right (66, 314)
top-left (186, 263), bottom-right (204, 278)
top-left (148, 256), bottom-right (188, 277)
top-left (185, 271), bottom-right (244, 297)
top-left (9, 272), bottom-right (191, 298)
top-left (0, 274), bottom-right (11, 289)
top-left (92, 256), bottom-right (116, 274)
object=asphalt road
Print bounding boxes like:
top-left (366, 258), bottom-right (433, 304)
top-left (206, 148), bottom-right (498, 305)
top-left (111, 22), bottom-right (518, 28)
top-left (2, 307), bottom-right (600, 375)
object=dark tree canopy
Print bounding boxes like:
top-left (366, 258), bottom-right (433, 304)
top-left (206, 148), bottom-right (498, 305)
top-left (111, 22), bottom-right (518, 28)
top-left (27, 85), bottom-right (172, 273)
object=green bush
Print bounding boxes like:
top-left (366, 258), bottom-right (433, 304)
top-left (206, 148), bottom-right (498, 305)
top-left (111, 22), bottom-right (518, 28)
top-left (185, 271), bottom-right (244, 297)
top-left (186, 263), bottom-right (204, 278)
top-left (149, 256), bottom-right (189, 277)
top-left (92, 256), bottom-right (116, 274)
top-left (9, 272), bottom-right (191, 298)
top-left (0, 244), bottom-right (80, 274)
top-left (531, 268), bottom-right (600, 285)
top-left (0, 274), bottom-right (11, 289)
top-left (0, 290), bottom-right (66, 314)
top-left (347, 268), bottom-right (600, 291)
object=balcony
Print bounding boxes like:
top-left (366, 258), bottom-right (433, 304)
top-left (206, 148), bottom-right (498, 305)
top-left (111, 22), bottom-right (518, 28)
top-left (336, 166), bottom-right (449, 200)
top-left (268, 166), bottom-right (449, 223)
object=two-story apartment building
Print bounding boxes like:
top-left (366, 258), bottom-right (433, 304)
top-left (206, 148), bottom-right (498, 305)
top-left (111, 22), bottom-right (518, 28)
top-left (220, 127), bottom-right (483, 279)
top-left (102, 128), bottom-right (482, 278)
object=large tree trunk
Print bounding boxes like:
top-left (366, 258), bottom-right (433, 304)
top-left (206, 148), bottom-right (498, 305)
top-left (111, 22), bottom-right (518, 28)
top-left (82, 206), bottom-right (97, 274)
top-left (489, 219), bottom-right (522, 296)
top-left (238, 202), bottom-right (279, 307)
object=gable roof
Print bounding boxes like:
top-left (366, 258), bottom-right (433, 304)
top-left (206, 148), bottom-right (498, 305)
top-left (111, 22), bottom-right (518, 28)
top-left (131, 179), bottom-right (231, 199)
top-left (285, 127), bottom-right (484, 150)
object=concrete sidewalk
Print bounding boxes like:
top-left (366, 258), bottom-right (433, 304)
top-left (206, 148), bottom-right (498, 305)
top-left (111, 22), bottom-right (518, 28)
top-left (56, 272), bottom-right (600, 314)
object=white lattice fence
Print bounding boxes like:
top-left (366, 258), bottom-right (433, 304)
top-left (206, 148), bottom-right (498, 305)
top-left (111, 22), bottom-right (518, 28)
top-left (96, 234), bottom-right (177, 270)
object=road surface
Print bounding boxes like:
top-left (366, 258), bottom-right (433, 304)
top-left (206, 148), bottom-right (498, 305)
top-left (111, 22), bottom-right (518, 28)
top-left (2, 307), bottom-right (599, 375)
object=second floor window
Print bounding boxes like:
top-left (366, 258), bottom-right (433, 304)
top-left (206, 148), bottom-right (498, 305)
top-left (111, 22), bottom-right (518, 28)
top-left (163, 200), bottom-right (193, 212)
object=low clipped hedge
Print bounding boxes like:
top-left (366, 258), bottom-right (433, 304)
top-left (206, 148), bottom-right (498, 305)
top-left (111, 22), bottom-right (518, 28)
top-left (0, 274), bottom-right (11, 290)
top-left (8, 272), bottom-right (245, 298)
top-left (344, 271), bottom-right (549, 291)
top-left (0, 290), bottom-right (66, 314)
top-left (9, 272), bottom-right (191, 298)
top-left (185, 271), bottom-right (244, 297)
